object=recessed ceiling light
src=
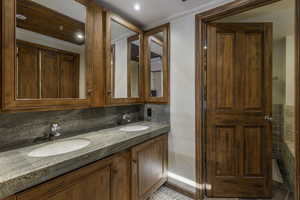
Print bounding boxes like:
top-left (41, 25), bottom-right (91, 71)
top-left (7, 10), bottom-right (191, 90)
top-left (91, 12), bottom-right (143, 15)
top-left (16, 14), bottom-right (27, 20)
top-left (76, 33), bottom-right (84, 40)
top-left (134, 3), bottom-right (141, 11)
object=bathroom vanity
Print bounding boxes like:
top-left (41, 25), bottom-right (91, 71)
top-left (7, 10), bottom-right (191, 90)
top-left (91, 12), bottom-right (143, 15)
top-left (0, 122), bottom-right (169, 200)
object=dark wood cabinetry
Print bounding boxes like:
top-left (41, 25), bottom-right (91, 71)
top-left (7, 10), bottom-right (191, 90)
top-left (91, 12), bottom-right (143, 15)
top-left (131, 135), bottom-right (168, 200)
top-left (1, 135), bottom-right (168, 200)
top-left (16, 151), bottom-right (131, 200)
top-left (17, 41), bottom-right (80, 99)
top-left (1, 196), bottom-right (16, 200)
top-left (16, 43), bottom-right (40, 99)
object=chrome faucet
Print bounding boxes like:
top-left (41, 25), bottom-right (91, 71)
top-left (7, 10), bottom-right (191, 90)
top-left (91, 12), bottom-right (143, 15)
top-left (50, 123), bottom-right (61, 139)
top-left (34, 123), bottom-right (62, 143)
top-left (117, 113), bottom-right (132, 125)
top-left (122, 113), bottom-right (132, 123)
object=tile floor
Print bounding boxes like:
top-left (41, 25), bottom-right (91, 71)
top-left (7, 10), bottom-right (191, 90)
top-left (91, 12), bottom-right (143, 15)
top-left (152, 182), bottom-right (293, 200)
top-left (151, 187), bottom-right (193, 200)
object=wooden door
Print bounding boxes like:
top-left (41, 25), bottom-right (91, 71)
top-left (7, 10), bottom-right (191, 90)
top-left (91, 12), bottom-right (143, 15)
top-left (59, 54), bottom-right (79, 98)
top-left (16, 43), bottom-right (39, 99)
top-left (131, 135), bottom-right (168, 200)
top-left (206, 23), bottom-right (272, 198)
top-left (41, 50), bottom-right (60, 98)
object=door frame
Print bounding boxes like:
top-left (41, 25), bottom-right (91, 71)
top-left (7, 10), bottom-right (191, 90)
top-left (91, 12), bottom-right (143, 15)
top-left (195, 0), bottom-right (300, 199)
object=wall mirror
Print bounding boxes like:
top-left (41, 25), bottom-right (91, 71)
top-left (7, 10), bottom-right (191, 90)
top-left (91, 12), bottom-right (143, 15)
top-left (2, 0), bottom-right (106, 111)
top-left (16, 0), bottom-right (86, 100)
top-left (106, 13), bottom-right (144, 105)
top-left (144, 24), bottom-right (169, 103)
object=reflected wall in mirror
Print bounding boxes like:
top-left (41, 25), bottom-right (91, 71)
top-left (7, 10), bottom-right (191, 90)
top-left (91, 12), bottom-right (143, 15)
top-left (149, 32), bottom-right (164, 98)
top-left (16, 0), bottom-right (87, 99)
top-left (144, 24), bottom-right (169, 103)
top-left (110, 19), bottom-right (140, 99)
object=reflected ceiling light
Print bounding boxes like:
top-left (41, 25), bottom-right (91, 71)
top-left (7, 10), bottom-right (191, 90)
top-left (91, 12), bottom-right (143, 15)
top-left (76, 33), bottom-right (84, 40)
top-left (134, 3), bottom-right (141, 11)
top-left (16, 14), bottom-right (27, 20)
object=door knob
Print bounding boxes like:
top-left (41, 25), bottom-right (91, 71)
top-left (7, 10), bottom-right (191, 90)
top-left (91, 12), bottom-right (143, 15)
top-left (264, 115), bottom-right (273, 121)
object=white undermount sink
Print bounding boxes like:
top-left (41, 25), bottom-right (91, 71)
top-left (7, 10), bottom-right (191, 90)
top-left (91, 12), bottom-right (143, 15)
top-left (120, 125), bottom-right (149, 132)
top-left (28, 139), bottom-right (91, 158)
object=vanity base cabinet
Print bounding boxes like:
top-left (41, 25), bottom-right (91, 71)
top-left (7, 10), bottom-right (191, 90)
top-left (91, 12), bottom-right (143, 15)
top-left (16, 151), bottom-right (131, 200)
top-left (131, 135), bottom-right (168, 200)
top-left (2, 197), bottom-right (16, 200)
top-left (2, 135), bottom-right (168, 200)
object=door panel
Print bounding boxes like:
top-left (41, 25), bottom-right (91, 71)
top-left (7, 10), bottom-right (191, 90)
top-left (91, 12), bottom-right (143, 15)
top-left (244, 33), bottom-right (264, 112)
top-left (206, 23), bottom-right (272, 198)
top-left (243, 126), bottom-right (264, 176)
top-left (60, 54), bottom-right (79, 98)
top-left (16, 43), bottom-right (39, 99)
top-left (216, 33), bottom-right (235, 110)
top-left (214, 126), bottom-right (238, 176)
top-left (41, 50), bottom-right (60, 98)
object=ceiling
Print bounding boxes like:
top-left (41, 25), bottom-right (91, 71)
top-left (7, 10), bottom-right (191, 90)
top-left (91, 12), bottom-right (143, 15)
top-left (17, 0), bottom-right (85, 45)
top-left (111, 20), bottom-right (136, 42)
top-left (218, 0), bottom-right (294, 40)
top-left (96, 0), bottom-right (213, 28)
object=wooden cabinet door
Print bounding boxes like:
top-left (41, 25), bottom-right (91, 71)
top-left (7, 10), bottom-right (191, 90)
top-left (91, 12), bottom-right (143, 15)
top-left (206, 23), bottom-right (272, 198)
top-left (43, 168), bottom-right (111, 200)
top-left (131, 135), bottom-right (168, 200)
top-left (1, 196), bottom-right (16, 200)
top-left (111, 151), bottom-right (131, 200)
top-left (16, 43), bottom-right (39, 99)
top-left (16, 152), bottom-right (131, 200)
top-left (59, 54), bottom-right (79, 98)
top-left (16, 158), bottom-right (113, 200)
top-left (41, 50), bottom-right (60, 98)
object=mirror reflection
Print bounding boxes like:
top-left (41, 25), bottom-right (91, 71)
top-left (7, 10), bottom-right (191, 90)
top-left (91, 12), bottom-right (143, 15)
top-left (149, 32), bottom-right (164, 97)
top-left (16, 0), bottom-right (86, 99)
top-left (111, 19), bottom-right (140, 99)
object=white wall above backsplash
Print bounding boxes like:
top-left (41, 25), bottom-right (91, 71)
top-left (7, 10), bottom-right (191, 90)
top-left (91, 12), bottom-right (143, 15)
top-left (286, 35), bottom-right (295, 106)
top-left (169, 13), bottom-right (196, 193)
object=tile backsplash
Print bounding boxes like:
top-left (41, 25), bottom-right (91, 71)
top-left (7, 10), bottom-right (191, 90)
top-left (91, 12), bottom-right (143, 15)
top-left (0, 105), bottom-right (144, 152)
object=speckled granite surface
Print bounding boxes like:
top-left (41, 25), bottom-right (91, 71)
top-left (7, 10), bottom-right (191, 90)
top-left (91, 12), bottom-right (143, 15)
top-left (0, 105), bottom-right (144, 152)
top-left (0, 121), bottom-right (170, 199)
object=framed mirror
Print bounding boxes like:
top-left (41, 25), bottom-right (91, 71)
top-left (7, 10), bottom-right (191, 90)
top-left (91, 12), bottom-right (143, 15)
top-left (16, 0), bottom-right (86, 100)
top-left (106, 13), bottom-right (144, 105)
top-left (144, 24), bottom-right (169, 103)
top-left (2, 0), bottom-right (105, 111)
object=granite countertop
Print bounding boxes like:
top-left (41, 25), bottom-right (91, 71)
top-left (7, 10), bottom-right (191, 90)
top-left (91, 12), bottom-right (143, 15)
top-left (0, 121), bottom-right (170, 199)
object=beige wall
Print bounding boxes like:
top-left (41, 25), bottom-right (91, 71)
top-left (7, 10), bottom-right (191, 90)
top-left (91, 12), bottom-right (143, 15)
top-left (285, 35), bottom-right (295, 106)
top-left (273, 39), bottom-right (286, 105)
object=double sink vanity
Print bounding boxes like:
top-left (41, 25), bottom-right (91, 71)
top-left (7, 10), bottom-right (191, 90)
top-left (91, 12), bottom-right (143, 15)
top-left (0, 0), bottom-right (171, 199)
top-left (0, 122), bottom-right (170, 200)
